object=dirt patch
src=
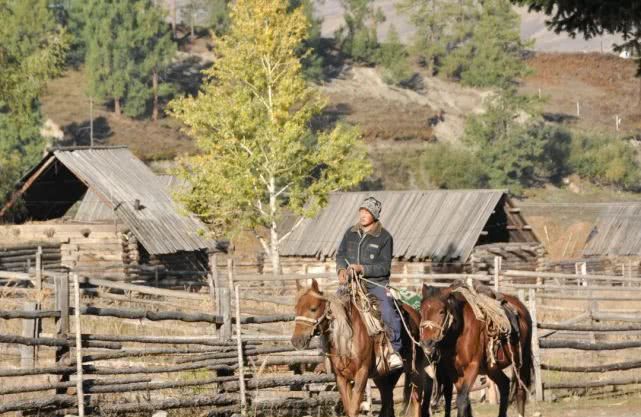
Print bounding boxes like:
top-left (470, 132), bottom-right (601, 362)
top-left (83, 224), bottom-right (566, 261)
top-left (522, 52), bottom-right (641, 133)
top-left (321, 67), bottom-right (487, 144)
top-left (40, 69), bottom-right (198, 161)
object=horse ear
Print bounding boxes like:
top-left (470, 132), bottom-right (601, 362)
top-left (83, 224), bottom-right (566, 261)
top-left (422, 283), bottom-right (431, 299)
top-left (441, 286), bottom-right (453, 298)
top-left (311, 279), bottom-right (320, 293)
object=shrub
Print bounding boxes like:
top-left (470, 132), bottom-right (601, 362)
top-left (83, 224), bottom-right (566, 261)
top-left (421, 143), bottom-right (489, 189)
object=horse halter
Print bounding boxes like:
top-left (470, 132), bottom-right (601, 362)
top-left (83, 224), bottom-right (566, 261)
top-left (294, 291), bottom-right (329, 335)
top-left (420, 309), bottom-right (453, 343)
top-left (294, 313), bottom-right (327, 335)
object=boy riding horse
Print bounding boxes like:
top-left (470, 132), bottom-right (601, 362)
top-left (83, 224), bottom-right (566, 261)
top-left (336, 196), bottom-right (403, 370)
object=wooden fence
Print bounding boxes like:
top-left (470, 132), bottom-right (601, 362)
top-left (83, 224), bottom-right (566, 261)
top-left (502, 269), bottom-right (641, 401)
top-left (2, 255), bottom-right (641, 415)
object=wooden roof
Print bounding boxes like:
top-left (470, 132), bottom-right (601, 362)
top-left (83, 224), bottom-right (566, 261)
top-left (279, 190), bottom-right (538, 262)
top-left (1, 147), bottom-right (215, 255)
top-left (583, 203), bottom-right (641, 257)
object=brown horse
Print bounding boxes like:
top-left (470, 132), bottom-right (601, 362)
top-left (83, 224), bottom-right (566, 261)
top-left (419, 284), bottom-right (533, 417)
top-left (291, 279), bottom-right (432, 417)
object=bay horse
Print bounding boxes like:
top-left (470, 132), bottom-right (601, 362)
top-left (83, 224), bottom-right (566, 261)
top-left (419, 284), bottom-right (533, 417)
top-left (291, 279), bottom-right (432, 417)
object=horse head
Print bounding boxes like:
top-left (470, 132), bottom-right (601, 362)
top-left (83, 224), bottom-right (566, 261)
top-left (419, 284), bottom-right (456, 357)
top-left (291, 279), bottom-right (328, 350)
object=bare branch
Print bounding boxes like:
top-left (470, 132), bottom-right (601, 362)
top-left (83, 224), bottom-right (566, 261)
top-left (278, 216), bottom-right (305, 245)
top-left (253, 230), bottom-right (271, 257)
top-left (274, 183), bottom-right (292, 199)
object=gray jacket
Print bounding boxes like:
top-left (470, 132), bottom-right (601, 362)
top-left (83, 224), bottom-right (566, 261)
top-left (336, 221), bottom-right (393, 289)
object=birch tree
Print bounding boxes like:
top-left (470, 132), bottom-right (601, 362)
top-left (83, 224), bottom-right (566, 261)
top-left (169, 0), bottom-right (370, 277)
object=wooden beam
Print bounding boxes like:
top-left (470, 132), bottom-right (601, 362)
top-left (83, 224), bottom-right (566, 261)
top-left (0, 155), bottom-right (56, 217)
top-left (506, 225), bottom-right (532, 230)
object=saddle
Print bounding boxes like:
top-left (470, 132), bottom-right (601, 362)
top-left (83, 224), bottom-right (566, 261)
top-left (451, 281), bottom-right (520, 366)
top-left (336, 280), bottom-right (395, 375)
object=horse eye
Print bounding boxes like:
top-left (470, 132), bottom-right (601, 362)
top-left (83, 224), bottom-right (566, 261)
top-left (440, 310), bottom-right (445, 316)
top-left (310, 307), bottom-right (317, 313)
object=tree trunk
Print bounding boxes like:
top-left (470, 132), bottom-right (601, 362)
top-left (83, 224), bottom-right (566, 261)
top-left (268, 176), bottom-right (284, 287)
top-left (152, 69), bottom-right (159, 121)
top-left (170, 0), bottom-right (177, 38)
top-left (114, 98), bottom-right (121, 116)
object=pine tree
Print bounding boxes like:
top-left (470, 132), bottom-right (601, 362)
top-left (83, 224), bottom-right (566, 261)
top-left (169, 0), bottom-right (371, 278)
top-left (461, 89), bottom-right (547, 193)
top-left (292, 0), bottom-right (325, 81)
top-left (208, 0), bottom-right (230, 35)
top-left (377, 25), bottom-right (412, 85)
top-left (446, 0), bottom-right (532, 88)
top-left (130, 2), bottom-right (176, 120)
top-left (0, 0), bottom-right (68, 199)
top-left (398, 0), bottom-right (479, 73)
top-left (78, 0), bottom-right (175, 119)
top-left (336, 0), bottom-right (383, 63)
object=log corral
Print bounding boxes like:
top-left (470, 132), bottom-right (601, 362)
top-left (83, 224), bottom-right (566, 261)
top-left (3, 264), bottom-right (641, 415)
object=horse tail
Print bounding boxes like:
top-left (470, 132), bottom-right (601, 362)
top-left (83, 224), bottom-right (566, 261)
top-left (510, 304), bottom-right (534, 401)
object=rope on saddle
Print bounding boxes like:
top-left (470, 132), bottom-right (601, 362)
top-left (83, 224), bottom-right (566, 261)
top-left (451, 285), bottom-right (511, 367)
top-left (350, 277), bottom-right (385, 336)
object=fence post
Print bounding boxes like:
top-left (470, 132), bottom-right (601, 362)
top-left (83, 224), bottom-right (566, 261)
top-left (54, 271), bottom-right (70, 395)
top-left (34, 246), bottom-right (42, 363)
top-left (219, 257), bottom-right (233, 341)
top-left (234, 284), bottom-right (247, 415)
top-left (528, 288), bottom-right (544, 402)
top-left (20, 301), bottom-right (36, 369)
top-left (72, 273), bottom-right (85, 417)
top-left (207, 252), bottom-right (218, 312)
top-left (493, 256), bottom-right (501, 293)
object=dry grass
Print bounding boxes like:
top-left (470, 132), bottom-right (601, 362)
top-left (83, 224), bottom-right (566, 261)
top-left (522, 52), bottom-right (641, 135)
top-left (41, 68), bottom-right (198, 162)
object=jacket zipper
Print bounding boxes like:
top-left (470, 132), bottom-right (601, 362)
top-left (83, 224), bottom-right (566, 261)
top-left (356, 231), bottom-right (367, 265)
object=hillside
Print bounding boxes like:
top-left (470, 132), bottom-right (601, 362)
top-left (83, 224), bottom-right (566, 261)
top-left (41, 50), bottom-right (640, 162)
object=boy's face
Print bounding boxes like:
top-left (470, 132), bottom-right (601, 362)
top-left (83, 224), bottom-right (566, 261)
top-left (359, 208), bottom-right (375, 227)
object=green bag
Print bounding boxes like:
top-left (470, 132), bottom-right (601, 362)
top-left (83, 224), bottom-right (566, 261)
top-left (390, 287), bottom-right (422, 311)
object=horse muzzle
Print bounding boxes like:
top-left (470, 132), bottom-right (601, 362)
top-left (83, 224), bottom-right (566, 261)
top-left (291, 334), bottom-right (312, 350)
top-left (421, 339), bottom-right (437, 356)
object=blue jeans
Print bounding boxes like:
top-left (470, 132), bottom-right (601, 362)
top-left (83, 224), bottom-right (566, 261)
top-left (368, 285), bottom-right (402, 352)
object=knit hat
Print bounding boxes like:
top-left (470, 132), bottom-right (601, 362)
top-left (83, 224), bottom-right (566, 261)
top-left (359, 196), bottom-right (382, 220)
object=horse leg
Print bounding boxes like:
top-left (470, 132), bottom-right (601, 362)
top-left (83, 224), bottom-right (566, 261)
top-left (420, 370), bottom-right (433, 417)
top-left (454, 363), bottom-right (480, 417)
top-left (374, 376), bottom-right (396, 417)
top-left (441, 373), bottom-right (453, 417)
top-left (336, 373), bottom-right (352, 416)
top-left (487, 369), bottom-right (510, 417)
top-left (405, 364), bottom-right (431, 417)
top-left (347, 367), bottom-right (370, 417)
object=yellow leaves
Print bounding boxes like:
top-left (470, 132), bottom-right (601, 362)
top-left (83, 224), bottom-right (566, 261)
top-left (169, 0), bottom-right (369, 238)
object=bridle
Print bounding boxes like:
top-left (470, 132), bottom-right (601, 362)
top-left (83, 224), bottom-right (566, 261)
top-left (294, 313), bottom-right (328, 335)
top-left (419, 309), bottom-right (453, 344)
top-left (294, 292), bottom-right (329, 336)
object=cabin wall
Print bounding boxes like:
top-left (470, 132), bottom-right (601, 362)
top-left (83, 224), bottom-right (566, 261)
top-left (0, 223), bottom-right (125, 276)
top-left (469, 242), bottom-right (546, 274)
top-left (0, 223), bottom-right (210, 287)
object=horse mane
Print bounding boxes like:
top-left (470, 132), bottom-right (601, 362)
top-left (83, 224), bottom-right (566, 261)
top-left (325, 293), bottom-right (354, 357)
top-left (300, 287), bottom-right (354, 357)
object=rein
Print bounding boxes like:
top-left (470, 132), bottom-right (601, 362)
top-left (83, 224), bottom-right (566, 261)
top-left (420, 309), bottom-right (453, 343)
